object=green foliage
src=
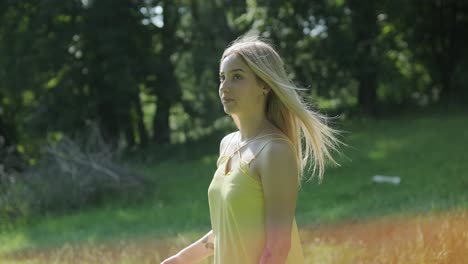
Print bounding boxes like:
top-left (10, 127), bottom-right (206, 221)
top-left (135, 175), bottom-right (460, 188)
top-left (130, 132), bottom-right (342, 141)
top-left (385, 0), bottom-right (468, 100)
top-left (1, 107), bottom-right (466, 254)
top-left (0, 0), bottom-right (467, 208)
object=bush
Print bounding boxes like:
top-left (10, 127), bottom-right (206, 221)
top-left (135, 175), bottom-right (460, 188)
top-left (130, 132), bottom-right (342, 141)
top-left (0, 127), bottom-right (149, 221)
top-left (0, 137), bottom-right (30, 223)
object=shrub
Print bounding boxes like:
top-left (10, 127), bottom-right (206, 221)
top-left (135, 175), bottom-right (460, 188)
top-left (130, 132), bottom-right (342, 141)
top-left (0, 127), bottom-right (148, 221)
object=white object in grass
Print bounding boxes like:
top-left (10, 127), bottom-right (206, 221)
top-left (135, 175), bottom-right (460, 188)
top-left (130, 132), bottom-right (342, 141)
top-left (372, 175), bottom-right (401, 185)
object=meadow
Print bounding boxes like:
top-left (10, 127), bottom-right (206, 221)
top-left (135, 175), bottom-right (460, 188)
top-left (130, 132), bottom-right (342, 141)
top-left (1, 106), bottom-right (467, 263)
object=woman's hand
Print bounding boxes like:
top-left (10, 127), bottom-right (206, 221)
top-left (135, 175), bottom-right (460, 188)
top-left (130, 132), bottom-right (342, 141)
top-left (159, 230), bottom-right (213, 264)
top-left (160, 254), bottom-right (186, 264)
top-left (259, 247), bottom-right (272, 264)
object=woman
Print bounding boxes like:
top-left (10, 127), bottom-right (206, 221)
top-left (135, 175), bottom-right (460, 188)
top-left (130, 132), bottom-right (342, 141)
top-left (161, 35), bottom-right (341, 264)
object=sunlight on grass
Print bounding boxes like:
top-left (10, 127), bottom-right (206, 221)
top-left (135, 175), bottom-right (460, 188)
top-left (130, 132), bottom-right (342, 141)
top-left (1, 110), bottom-right (466, 263)
top-left (304, 239), bottom-right (365, 264)
top-left (0, 232), bottom-right (30, 256)
top-left (2, 210), bottom-right (466, 263)
top-left (300, 209), bottom-right (468, 264)
top-left (368, 139), bottom-right (405, 160)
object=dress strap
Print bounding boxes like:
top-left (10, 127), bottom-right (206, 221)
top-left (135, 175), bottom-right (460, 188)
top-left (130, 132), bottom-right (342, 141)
top-left (227, 133), bottom-right (284, 158)
top-left (220, 132), bottom-right (237, 156)
top-left (246, 137), bottom-right (295, 165)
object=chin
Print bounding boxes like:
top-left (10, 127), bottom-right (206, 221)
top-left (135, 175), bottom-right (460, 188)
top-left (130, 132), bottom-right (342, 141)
top-left (224, 108), bottom-right (234, 115)
top-left (223, 105), bottom-right (235, 114)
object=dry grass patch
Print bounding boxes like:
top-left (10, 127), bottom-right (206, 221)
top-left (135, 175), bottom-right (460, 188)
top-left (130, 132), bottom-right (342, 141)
top-left (302, 209), bottom-right (468, 264)
top-left (2, 210), bottom-right (467, 264)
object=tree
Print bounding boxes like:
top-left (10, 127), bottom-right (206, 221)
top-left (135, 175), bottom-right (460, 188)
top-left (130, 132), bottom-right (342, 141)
top-left (146, 0), bottom-right (183, 144)
top-left (347, 0), bottom-right (380, 115)
top-left (389, 0), bottom-right (468, 101)
top-left (81, 0), bottom-right (151, 146)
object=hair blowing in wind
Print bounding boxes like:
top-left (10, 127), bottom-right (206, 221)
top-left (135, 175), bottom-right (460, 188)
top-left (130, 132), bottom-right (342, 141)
top-left (221, 34), bottom-right (343, 186)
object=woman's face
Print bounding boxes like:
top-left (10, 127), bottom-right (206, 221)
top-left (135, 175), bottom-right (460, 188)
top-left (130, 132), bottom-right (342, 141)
top-left (219, 54), bottom-right (265, 116)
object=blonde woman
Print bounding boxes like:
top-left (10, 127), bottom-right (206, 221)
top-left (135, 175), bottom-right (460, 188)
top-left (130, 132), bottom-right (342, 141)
top-left (161, 35), bottom-right (341, 264)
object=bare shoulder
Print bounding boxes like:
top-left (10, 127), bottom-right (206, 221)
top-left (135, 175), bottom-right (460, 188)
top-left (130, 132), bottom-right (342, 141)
top-left (261, 138), bottom-right (295, 162)
top-left (256, 136), bottom-right (297, 180)
top-left (258, 139), bottom-right (298, 184)
top-left (219, 131), bottom-right (237, 155)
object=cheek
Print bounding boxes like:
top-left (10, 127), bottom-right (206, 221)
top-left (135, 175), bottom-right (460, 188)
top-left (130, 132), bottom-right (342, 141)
top-left (243, 82), bottom-right (262, 98)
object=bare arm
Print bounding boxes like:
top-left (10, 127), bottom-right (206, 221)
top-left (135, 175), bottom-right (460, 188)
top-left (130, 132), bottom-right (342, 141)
top-left (162, 133), bottom-right (234, 264)
top-left (161, 230), bottom-right (214, 264)
top-left (257, 140), bottom-right (299, 264)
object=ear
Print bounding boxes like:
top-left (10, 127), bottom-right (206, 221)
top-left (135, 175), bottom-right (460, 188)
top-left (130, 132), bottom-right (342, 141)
top-left (262, 84), bottom-right (271, 96)
top-left (256, 77), bottom-right (270, 95)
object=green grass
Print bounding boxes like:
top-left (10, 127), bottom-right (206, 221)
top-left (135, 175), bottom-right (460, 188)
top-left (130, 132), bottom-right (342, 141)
top-left (296, 108), bottom-right (468, 225)
top-left (1, 106), bottom-right (467, 256)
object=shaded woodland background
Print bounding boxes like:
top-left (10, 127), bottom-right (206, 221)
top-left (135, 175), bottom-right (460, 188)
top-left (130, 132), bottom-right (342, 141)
top-left (1, 0), bottom-right (467, 219)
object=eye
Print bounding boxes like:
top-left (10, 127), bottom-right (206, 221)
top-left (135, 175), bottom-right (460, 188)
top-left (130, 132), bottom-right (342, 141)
top-left (219, 75), bottom-right (225, 83)
top-left (232, 74), bottom-right (242, 81)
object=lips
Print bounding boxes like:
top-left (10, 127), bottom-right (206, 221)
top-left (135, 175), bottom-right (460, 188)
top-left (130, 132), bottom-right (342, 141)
top-left (222, 98), bottom-right (234, 103)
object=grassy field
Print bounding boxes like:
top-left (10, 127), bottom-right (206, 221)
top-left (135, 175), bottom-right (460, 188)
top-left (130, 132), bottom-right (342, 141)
top-left (1, 106), bottom-right (467, 263)
top-left (2, 210), bottom-right (467, 263)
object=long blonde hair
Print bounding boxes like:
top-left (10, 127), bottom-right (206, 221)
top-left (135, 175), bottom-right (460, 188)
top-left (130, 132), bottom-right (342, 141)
top-left (221, 34), bottom-right (342, 185)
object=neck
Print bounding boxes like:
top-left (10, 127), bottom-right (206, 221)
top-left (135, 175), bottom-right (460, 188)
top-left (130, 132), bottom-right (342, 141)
top-left (232, 112), bottom-right (270, 142)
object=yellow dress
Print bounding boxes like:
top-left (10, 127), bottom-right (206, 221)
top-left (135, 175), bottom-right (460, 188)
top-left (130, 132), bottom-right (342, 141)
top-left (207, 134), bottom-right (305, 264)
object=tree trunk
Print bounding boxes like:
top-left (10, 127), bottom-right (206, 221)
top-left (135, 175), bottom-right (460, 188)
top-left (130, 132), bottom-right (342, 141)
top-left (430, 0), bottom-right (462, 101)
top-left (124, 114), bottom-right (135, 148)
top-left (357, 73), bottom-right (377, 116)
top-left (348, 0), bottom-right (379, 116)
top-left (439, 66), bottom-right (453, 100)
top-left (0, 93), bottom-right (14, 146)
top-left (135, 93), bottom-right (148, 146)
top-left (153, 97), bottom-right (171, 144)
top-left (150, 0), bottom-right (181, 145)
top-left (0, 115), bottom-right (13, 147)
top-left (97, 100), bottom-right (119, 147)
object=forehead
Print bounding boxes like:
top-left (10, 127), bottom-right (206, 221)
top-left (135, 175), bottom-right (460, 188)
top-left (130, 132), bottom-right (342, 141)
top-left (219, 54), bottom-right (249, 73)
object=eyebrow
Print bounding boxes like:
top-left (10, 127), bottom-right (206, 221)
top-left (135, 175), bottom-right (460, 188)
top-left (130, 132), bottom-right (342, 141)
top-left (219, 68), bottom-right (245, 74)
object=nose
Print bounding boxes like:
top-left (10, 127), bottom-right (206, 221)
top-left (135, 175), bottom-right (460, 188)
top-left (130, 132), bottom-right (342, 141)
top-left (219, 79), bottom-right (229, 93)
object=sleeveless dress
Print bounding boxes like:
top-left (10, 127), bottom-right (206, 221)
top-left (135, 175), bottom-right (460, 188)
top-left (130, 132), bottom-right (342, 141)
top-left (207, 132), bottom-right (305, 264)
